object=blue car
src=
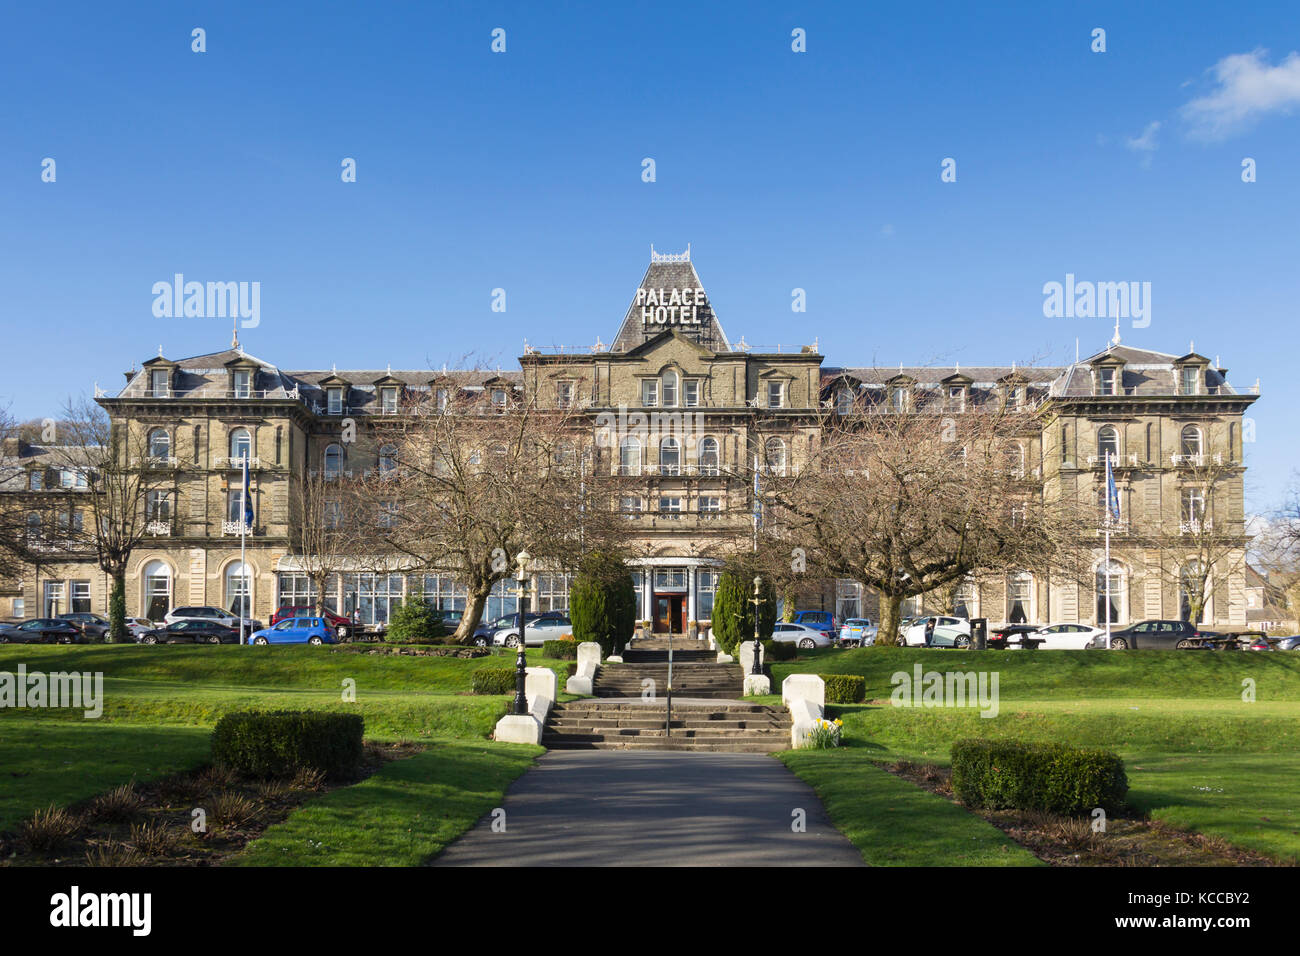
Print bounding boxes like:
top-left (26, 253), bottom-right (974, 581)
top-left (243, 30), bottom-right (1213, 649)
top-left (248, 616), bottom-right (337, 646)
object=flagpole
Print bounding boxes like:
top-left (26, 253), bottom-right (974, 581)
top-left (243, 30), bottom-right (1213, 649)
top-left (1104, 452), bottom-right (1113, 649)
top-left (240, 458), bottom-right (248, 647)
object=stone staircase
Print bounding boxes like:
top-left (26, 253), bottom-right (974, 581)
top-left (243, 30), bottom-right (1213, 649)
top-left (593, 661), bottom-right (744, 699)
top-left (542, 699), bottom-right (793, 753)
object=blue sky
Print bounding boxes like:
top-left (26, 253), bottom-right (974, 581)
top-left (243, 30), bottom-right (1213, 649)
top-left (1, 1), bottom-right (1297, 510)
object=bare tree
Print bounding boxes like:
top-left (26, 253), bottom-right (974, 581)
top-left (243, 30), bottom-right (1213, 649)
top-left (0, 408), bottom-right (46, 580)
top-left (760, 387), bottom-right (1091, 645)
top-left (287, 468), bottom-right (365, 618)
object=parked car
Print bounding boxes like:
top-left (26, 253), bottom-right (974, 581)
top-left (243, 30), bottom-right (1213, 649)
top-left (901, 616), bottom-right (971, 647)
top-left (792, 610), bottom-right (838, 638)
top-left (271, 605), bottom-right (354, 639)
top-left (473, 612), bottom-right (541, 647)
top-left (493, 612), bottom-right (571, 648)
top-left (989, 623), bottom-right (1041, 648)
top-left (770, 622), bottom-right (834, 649)
top-left (838, 618), bottom-right (878, 647)
top-left (126, 617), bottom-right (156, 640)
top-left (1277, 636), bottom-right (1300, 652)
top-left (138, 620), bottom-right (241, 645)
top-left (166, 605), bottom-right (263, 632)
top-left (0, 618), bottom-right (83, 644)
top-left (1030, 622), bottom-right (1105, 650)
top-left (1246, 636), bottom-right (1274, 651)
top-left (1085, 619), bottom-right (1207, 650)
top-left (57, 612), bottom-right (111, 640)
top-left (247, 617), bottom-right (338, 646)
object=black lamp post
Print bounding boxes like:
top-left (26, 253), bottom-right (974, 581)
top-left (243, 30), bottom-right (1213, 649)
top-left (751, 575), bottom-right (764, 676)
top-left (512, 549), bottom-right (531, 717)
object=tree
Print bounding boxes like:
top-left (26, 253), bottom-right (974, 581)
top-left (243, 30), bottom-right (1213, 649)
top-left (568, 549), bottom-right (637, 655)
top-left (761, 385), bottom-right (1089, 645)
top-left (0, 409), bottom-right (47, 580)
top-left (288, 468), bottom-right (363, 617)
top-left (710, 559), bottom-right (778, 655)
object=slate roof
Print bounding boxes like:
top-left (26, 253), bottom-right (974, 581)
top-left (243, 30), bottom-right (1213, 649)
top-left (610, 255), bottom-right (732, 353)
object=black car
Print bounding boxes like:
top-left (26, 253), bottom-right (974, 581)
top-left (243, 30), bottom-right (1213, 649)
top-left (990, 624), bottom-right (1040, 649)
top-left (1090, 619), bottom-right (1206, 650)
top-left (138, 620), bottom-right (242, 645)
top-left (57, 612), bottom-right (111, 640)
top-left (0, 618), bottom-right (83, 644)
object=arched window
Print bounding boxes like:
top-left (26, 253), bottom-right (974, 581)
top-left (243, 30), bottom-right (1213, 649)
top-left (228, 428), bottom-right (252, 462)
top-left (148, 428), bottom-right (170, 459)
top-left (764, 437), bottom-right (787, 476)
top-left (225, 561), bottom-right (252, 618)
top-left (1096, 425), bottom-right (1119, 463)
top-left (699, 437), bottom-right (719, 476)
top-left (378, 444), bottom-right (398, 473)
top-left (1180, 425), bottom-right (1204, 459)
top-left (1095, 559), bottom-right (1125, 625)
top-left (661, 370), bottom-right (678, 407)
top-left (619, 436), bottom-right (641, 476)
top-left (324, 443), bottom-right (344, 479)
top-left (659, 436), bottom-right (680, 475)
top-left (143, 560), bottom-right (172, 620)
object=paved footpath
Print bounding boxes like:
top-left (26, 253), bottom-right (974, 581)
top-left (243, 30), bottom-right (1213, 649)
top-left (431, 751), bottom-right (865, 867)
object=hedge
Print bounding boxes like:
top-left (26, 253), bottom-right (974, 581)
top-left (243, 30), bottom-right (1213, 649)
top-left (950, 739), bottom-right (1128, 815)
top-left (542, 639), bottom-right (579, 660)
top-left (211, 710), bottom-right (364, 781)
top-left (820, 674), bottom-right (866, 703)
top-left (472, 667), bottom-right (517, 695)
top-left (761, 639), bottom-right (797, 662)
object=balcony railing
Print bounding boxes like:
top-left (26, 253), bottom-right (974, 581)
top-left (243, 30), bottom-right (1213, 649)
top-left (144, 519), bottom-right (172, 536)
top-left (1170, 453), bottom-right (1223, 467)
top-left (131, 456), bottom-right (179, 469)
top-left (1180, 518), bottom-right (1213, 535)
top-left (1085, 453), bottom-right (1140, 468)
top-left (214, 456), bottom-right (261, 469)
top-left (222, 520), bottom-right (254, 535)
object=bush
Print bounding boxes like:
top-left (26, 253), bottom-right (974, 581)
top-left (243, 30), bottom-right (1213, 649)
top-left (762, 639), bottom-right (798, 662)
top-left (950, 739), bottom-right (1128, 816)
top-left (569, 550), bottom-right (638, 656)
top-left (713, 564), bottom-right (778, 656)
top-left (384, 599), bottom-right (446, 644)
top-left (211, 710), bottom-right (364, 782)
top-left (820, 674), bottom-right (866, 703)
top-left (542, 639), bottom-right (579, 659)
top-left (471, 667), bottom-right (517, 695)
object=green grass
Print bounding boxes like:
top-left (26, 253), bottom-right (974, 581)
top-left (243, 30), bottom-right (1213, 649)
top-left (779, 749), bottom-right (1041, 866)
top-left (233, 741), bottom-right (541, 866)
top-left (0, 718), bottom-right (212, 830)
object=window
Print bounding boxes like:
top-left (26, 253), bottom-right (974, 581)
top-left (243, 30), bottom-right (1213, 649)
top-left (948, 386), bottom-right (966, 413)
top-left (1007, 572), bottom-right (1033, 624)
top-left (70, 580), bottom-right (91, 614)
top-left (698, 495), bottom-right (721, 513)
top-left (1098, 367), bottom-right (1118, 395)
top-left (659, 437), bottom-right (680, 475)
top-left (641, 379), bottom-right (659, 407)
top-left (662, 370), bottom-right (678, 407)
top-left (277, 573), bottom-right (319, 610)
top-left (556, 381), bottom-right (574, 408)
top-left (837, 389), bottom-right (854, 415)
top-left (435, 388), bottom-right (449, 412)
top-left (378, 444), bottom-right (398, 474)
top-left (698, 437), bottom-right (719, 476)
top-left (683, 380), bottom-right (699, 407)
top-left (151, 369), bottom-right (170, 397)
top-left (764, 437), bottom-right (787, 476)
top-left (486, 579), bottom-right (518, 620)
top-left (1180, 367), bottom-right (1200, 396)
top-left (324, 499), bottom-right (342, 529)
top-left (952, 580), bottom-right (978, 619)
top-left (1005, 442), bottom-right (1025, 478)
top-left (56, 509), bottom-right (83, 534)
top-left (655, 568), bottom-right (687, 590)
top-left (658, 496), bottom-right (683, 516)
top-left (767, 382), bottom-right (783, 408)
top-left (229, 428), bottom-right (252, 462)
top-left (380, 387), bottom-right (399, 414)
top-left (1096, 560), bottom-right (1125, 625)
top-left (324, 443), bottom-right (344, 479)
top-left (226, 488), bottom-right (253, 525)
top-left (232, 369), bottom-right (252, 399)
top-left (890, 386), bottom-right (909, 412)
top-left (552, 442), bottom-right (576, 474)
top-left (837, 579), bottom-right (864, 621)
top-left (416, 574), bottom-right (467, 611)
top-left (697, 570), bottom-right (718, 620)
top-left (536, 573), bottom-right (572, 612)
top-left (12, 598), bottom-right (23, 618)
top-left (1181, 488), bottom-right (1206, 529)
top-left (43, 581), bottom-right (65, 617)
top-left (1096, 425), bottom-right (1119, 463)
top-left (1007, 385), bottom-right (1027, 410)
top-left (143, 560), bottom-right (171, 619)
top-left (1179, 562), bottom-right (1208, 623)
top-left (146, 490), bottom-right (172, 521)
top-left (491, 388), bottom-right (508, 413)
top-left (26, 512), bottom-right (40, 538)
top-left (377, 501), bottom-right (399, 528)
top-left (619, 436), bottom-right (642, 476)
top-left (619, 496), bottom-right (643, 515)
top-left (327, 387), bottom-right (345, 415)
top-left (148, 428), bottom-right (170, 459)
top-left (223, 562), bottom-right (252, 618)
top-left (59, 469), bottom-right (74, 489)
top-left (29, 471), bottom-right (43, 491)
top-left (1180, 425), bottom-right (1203, 459)
top-left (346, 573), bottom-right (404, 626)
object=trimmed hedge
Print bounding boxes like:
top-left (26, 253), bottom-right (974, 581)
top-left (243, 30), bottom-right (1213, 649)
top-left (211, 710), bottom-right (364, 781)
top-left (472, 667), bottom-right (517, 695)
top-left (950, 739), bottom-right (1128, 815)
top-left (542, 639), bottom-right (579, 660)
top-left (761, 639), bottom-right (797, 662)
top-left (820, 674), bottom-right (866, 704)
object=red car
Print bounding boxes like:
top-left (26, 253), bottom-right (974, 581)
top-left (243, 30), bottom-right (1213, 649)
top-left (271, 605), bottom-right (354, 639)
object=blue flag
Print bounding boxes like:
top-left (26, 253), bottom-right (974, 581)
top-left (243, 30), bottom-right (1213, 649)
top-left (1105, 454), bottom-right (1120, 525)
top-left (242, 458), bottom-right (254, 526)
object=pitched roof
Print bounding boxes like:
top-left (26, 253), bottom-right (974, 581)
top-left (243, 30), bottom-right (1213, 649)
top-left (610, 252), bottom-right (732, 353)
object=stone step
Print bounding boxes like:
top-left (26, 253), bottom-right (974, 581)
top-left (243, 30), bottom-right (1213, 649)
top-left (541, 738), bottom-right (789, 753)
top-left (548, 718), bottom-right (791, 732)
top-left (551, 701), bottom-right (784, 714)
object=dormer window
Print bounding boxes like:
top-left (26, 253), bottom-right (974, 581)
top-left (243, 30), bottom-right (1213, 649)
top-left (837, 389), bottom-right (854, 415)
top-left (890, 386), bottom-right (910, 412)
top-left (767, 382), bottom-right (784, 408)
top-left (232, 370), bottom-right (252, 399)
top-left (1180, 367), bottom-right (1200, 396)
top-left (491, 388), bottom-right (508, 412)
top-left (1098, 367), bottom-right (1118, 396)
top-left (556, 381), bottom-right (574, 409)
top-left (29, 471), bottom-right (43, 491)
top-left (641, 379), bottom-right (659, 407)
top-left (435, 388), bottom-right (449, 412)
top-left (150, 369), bottom-right (170, 398)
top-left (380, 387), bottom-right (399, 414)
top-left (327, 387), bottom-right (345, 415)
top-left (1007, 385), bottom-right (1027, 410)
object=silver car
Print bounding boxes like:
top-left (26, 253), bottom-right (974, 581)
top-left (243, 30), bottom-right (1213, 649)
top-left (493, 613), bottom-right (572, 648)
top-left (770, 622), bottom-right (834, 649)
top-left (164, 605), bottom-right (263, 632)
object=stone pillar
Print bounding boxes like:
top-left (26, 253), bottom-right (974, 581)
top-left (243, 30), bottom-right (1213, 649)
top-left (641, 568), bottom-right (653, 622)
top-left (686, 565), bottom-right (697, 623)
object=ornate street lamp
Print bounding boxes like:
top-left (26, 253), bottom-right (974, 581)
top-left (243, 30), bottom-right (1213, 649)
top-left (512, 549), bottom-right (531, 717)
top-left (751, 575), bottom-right (764, 676)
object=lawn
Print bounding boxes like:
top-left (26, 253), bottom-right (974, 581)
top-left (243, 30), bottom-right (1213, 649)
top-left (234, 741), bottom-right (541, 866)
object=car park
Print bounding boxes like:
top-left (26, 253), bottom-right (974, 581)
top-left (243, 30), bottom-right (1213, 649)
top-left (770, 622), bottom-right (834, 649)
top-left (493, 612), bottom-right (571, 648)
top-left (138, 620), bottom-right (241, 645)
top-left (166, 605), bottom-right (263, 632)
top-left (0, 618), bottom-right (83, 644)
top-left (271, 605), bottom-right (354, 639)
top-left (901, 616), bottom-right (971, 647)
top-left (1084, 619), bottom-right (1208, 649)
top-left (473, 612), bottom-right (539, 647)
top-left (1030, 623), bottom-right (1105, 650)
top-left (57, 612), bottom-right (111, 640)
top-left (792, 610), bottom-right (838, 638)
top-left (247, 617), bottom-right (338, 646)
top-left (838, 618), bottom-right (878, 647)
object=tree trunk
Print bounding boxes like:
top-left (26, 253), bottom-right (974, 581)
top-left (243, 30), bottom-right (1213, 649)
top-left (454, 586), bottom-right (490, 643)
top-left (781, 584), bottom-right (796, 622)
top-left (877, 593), bottom-right (905, 648)
top-left (108, 569), bottom-right (127, 643)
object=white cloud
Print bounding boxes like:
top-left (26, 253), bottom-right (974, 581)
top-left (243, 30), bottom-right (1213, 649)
top-left (1181, 48), bottom-right (1300, 140)
top-left (1126, 121), bottom-right (1161, 151)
